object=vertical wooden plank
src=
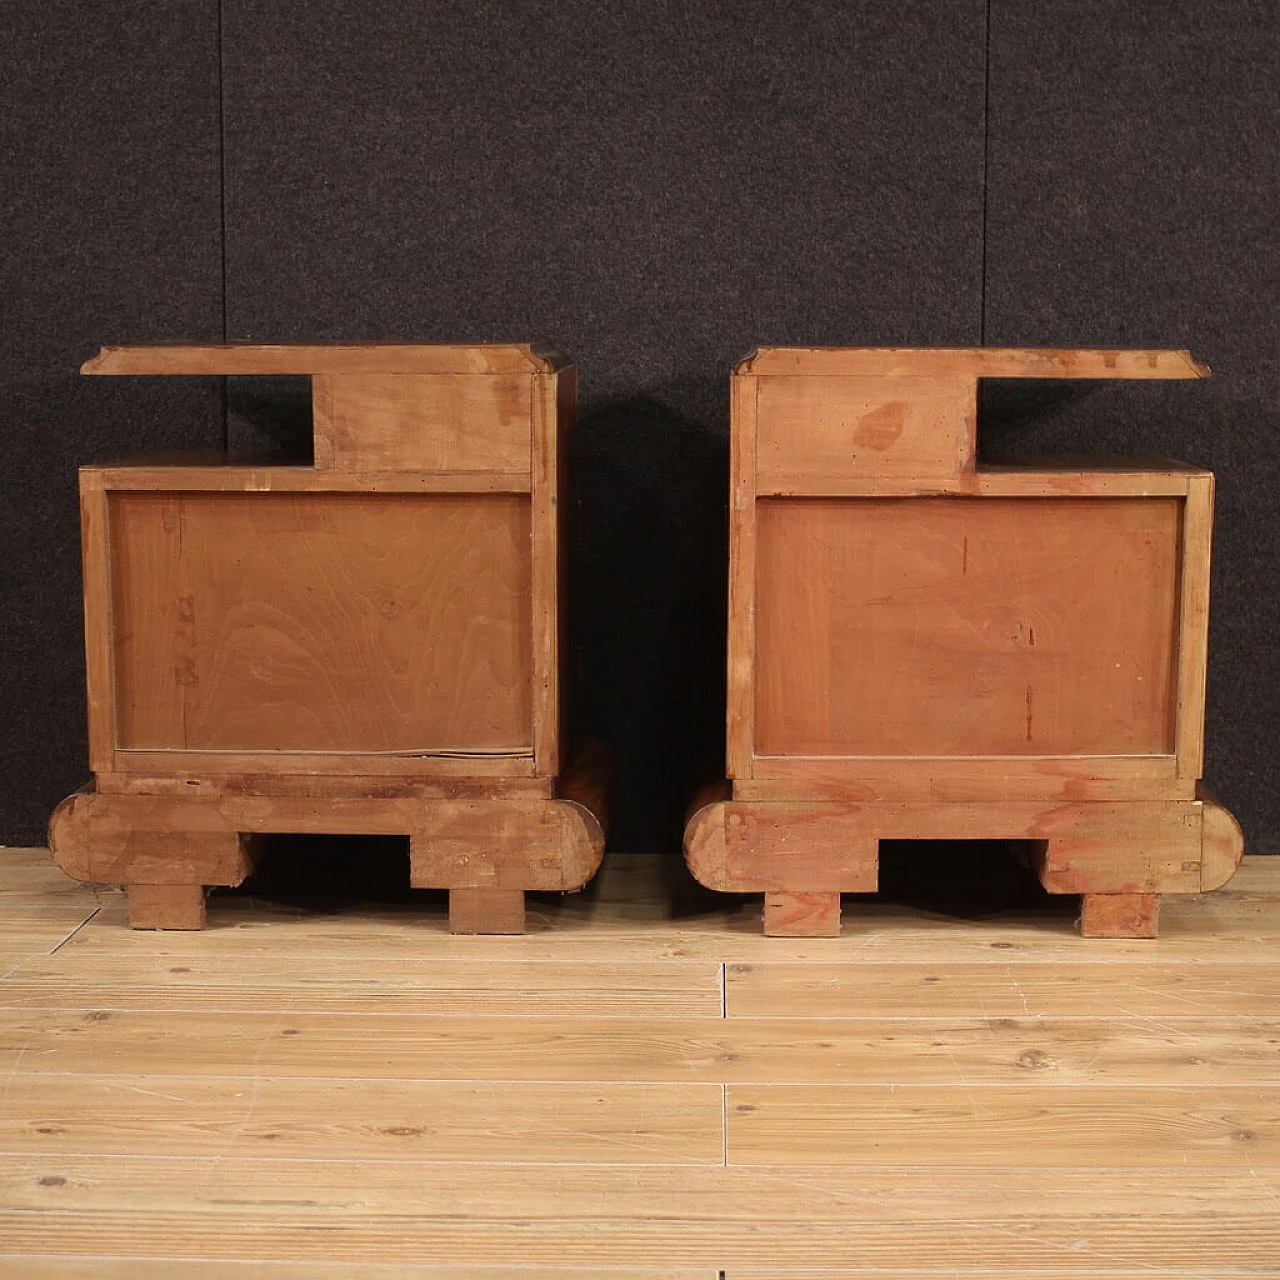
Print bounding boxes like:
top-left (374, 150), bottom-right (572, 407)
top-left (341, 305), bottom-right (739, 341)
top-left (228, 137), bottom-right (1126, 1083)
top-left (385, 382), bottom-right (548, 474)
top-left (448, 888), bottom-right (526, 935)
top-left (555, 364), bottom-right (578, 775)
top-left (530, 370), bottom-right (560, 776)
top-left (1080, 892), bottom-right (1161, 938)
top-left (310, 373), bottom-right (336, 469)
top-left (311, 373), bottom-right (533, 472)
top-left (108, 492), bottom-right (191, 751)
top-left (128, 884), bottom-right (207, 930)
top-left (953, 375), bottom-right (979, 474)
top-left (79, 474), bottom-right (119, 774)
top-left (1175, 475), bottom-right (1214, 780)
top-left (726, 372), bottom-right (759, 780)
top-left (763, 891), bottom-right (842, 937)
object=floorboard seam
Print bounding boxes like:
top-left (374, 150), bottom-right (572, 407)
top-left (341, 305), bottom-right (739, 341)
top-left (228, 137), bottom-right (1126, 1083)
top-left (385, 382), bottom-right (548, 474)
top-left (46, 908), bottom-right (101, 955)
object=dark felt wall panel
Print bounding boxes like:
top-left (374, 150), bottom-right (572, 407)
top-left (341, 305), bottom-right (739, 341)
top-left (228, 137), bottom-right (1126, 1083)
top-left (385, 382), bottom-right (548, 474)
top-left (220, 0), bottom-right (987, 849)
top-left (6, 1), bottom-right (1273, 861)
top-left (985, 0), bottom-right (1279, 851)
top-left (0, 2), bottom-right (224, 845)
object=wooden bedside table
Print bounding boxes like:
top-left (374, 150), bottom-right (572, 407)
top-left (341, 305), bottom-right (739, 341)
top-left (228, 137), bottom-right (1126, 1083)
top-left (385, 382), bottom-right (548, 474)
top-left (50, 343), bottom-right (605, 933)
top-left (685, 347), bottom-right (1243, 937)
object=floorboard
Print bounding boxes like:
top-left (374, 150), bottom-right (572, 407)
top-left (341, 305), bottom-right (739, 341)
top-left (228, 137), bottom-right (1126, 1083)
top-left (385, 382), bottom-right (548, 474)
top-left (1, 847), bottom-right (1278, 1273)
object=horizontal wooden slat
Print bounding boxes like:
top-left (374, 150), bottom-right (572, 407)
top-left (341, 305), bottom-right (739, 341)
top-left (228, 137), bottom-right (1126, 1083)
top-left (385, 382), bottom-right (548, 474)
top-left (0, 1264), bottom-right (717, 1280)
top-left (725, 960), bottom-right (1280, 1018)
top-left (0, 1073), bottom-right (722, 1164)
top-left (1, 955), bottom-right (722, 1018)
top-left (82, 343), bottom-right (561, 376)
top-left (110, 750), bottom-right (537, 777)
top-left (727, 1272), bottom-right (1263, 1279)
top-left (737, 347), bottom-right (1210, 379)
top-left (85, 464), bottom-right (533, 493)
top-left (2, 1008), bottom-right (1274, 1085)
top-left (32, 881), bottom-right (1280, 967)
top-left (3, 1158), bottom-right (1274, 1225)
top-left (0, 1160), bottom-right (1274, 1269)
top-left (728, 1083), bottom-right (1280, 1166)
top-left (736, 754), bottom-right (1191, 803)
top-left (757, 468), bottom-right (1201, 497)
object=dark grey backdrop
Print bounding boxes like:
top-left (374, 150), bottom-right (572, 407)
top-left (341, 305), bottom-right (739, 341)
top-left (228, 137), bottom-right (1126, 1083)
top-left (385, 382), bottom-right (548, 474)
top-left (3, 1), bottom-right (1275, 854)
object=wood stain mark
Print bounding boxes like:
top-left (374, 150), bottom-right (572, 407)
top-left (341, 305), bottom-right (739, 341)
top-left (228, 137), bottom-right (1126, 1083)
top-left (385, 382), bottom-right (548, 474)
top-left (1025, 684), bottom-right (1034, 742)
top-left (852, 401), bottom-right (906, 451)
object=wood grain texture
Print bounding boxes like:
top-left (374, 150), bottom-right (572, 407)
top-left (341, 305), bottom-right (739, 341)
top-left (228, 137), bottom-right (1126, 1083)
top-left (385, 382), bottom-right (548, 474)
top-left (738, 347), bottom-right (1210, 379)
top-left (724, 959), bottom-right (1280, 1019)
top-left (737, 754), bottom-right (1192, 802)
top-left (728, 1083), bottom-right (1280, 1166)
top-left (311, 373), bottom-right (532, 472)
top-left (756, 462), bottom-right (1206, 498)
top-left (687, 798), bottom-right (1206, 896)
top-left (4, 1009), bottom-right (1275, 1085)
top-left (49, 789), bottom-right (602, 900)
top-left (1176, 472), bottom-right (1214, 779)
top-left (529, 370), bottom-right (562, 776)
top-left (0, 1072), bottom-right (723, 1163)
top-left (86, 462), bottom-right (533, 493)
top-left (754, 496), bottom-right (1182, 758)
top-left (0, 1265), bottom-right (717, 1280)
top-left (24, 851), bottom-right (1280, 965)
top-left (726, 372), bottom-right (758, 780)
top-left (0, 1265), bottom-right (714, 1280)
top-left (77, 479), bottom-right (117, 774)
top-left (1080, 893), bottom-right (1161, 938)
top-left (108, 750), bottom-right (538, 778)
top-left (2, 848), bottom-right (1279, 1272)
top-left (447, 887), bottom-right (525, 934)
top-left (1, 956), bottom-right (724, 1018)
top-left (82, 342), bottom-right (562, 375)
top-left (1201, 790), bottom-right (1246, 890)
top-left (755, 374), bottom-right (974, 481)
top-left (108, 491), bottom-right (532, 754)
top-left (1, 1161), bottom-right (1275, 1270)
top-left (123, 884), bottom-right (206, 930)
top-left (762, 891), bottom-right (842, 936)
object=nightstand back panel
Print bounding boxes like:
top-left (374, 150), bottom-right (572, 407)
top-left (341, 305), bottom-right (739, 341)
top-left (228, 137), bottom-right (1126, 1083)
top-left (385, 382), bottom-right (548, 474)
top-left (108, 490), bottom-right (533, 754)
top-left (754, 495), bottom-right (1181, 758)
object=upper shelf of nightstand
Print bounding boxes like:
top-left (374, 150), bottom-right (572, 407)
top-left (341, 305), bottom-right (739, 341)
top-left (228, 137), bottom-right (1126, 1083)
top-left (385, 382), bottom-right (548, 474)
top-left (735, 347), bottom-right (1211, 484)
top-left (80, 342), bottom-right (572, 474)
top-left (81, 341), bottom-right (568, 376)
top-left (736, 347), bottom-right (1209, 379)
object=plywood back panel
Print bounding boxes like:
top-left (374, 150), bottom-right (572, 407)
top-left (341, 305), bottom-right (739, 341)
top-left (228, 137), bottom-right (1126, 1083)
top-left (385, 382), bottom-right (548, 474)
top-left (109, 491), bottom-right (532, 753)
top-left (754, 375), bottom-right (974, 482)
top-left (311, 373), bottom-right (533, 472)
top-left (754, 496), bottom-right (1181, 757)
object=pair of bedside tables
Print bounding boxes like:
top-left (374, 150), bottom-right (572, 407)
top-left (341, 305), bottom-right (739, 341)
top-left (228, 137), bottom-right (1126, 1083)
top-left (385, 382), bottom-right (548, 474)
top-left (49, 343), bottom-right (1243, 937)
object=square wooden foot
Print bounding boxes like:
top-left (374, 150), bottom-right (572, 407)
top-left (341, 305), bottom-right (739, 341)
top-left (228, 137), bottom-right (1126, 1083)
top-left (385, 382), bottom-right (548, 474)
top-left (128, 883), bottom-right (207, 930)
top-left (1081, 893), bottom-right (1160, 938)
top-left (763, 891), bottom-right (841, 937)
top-left (449, 888), bottom-right (525, 935)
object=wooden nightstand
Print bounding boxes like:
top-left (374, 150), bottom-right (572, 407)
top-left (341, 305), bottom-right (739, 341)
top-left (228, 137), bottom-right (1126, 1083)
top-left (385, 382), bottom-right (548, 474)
top-left (685, 347), bottom-right (1243, 937)
top-left (50, 343), bottom-right (605, 932)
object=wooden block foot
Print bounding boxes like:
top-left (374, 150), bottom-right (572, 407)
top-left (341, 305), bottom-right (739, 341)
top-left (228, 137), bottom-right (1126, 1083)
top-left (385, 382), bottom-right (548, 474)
top-left (128, 883), bottom-right (207, 930)
top-left (1080, 893), bottom-right (1160, 938)
top-left (449, 888), bottom-right (525, 935)
top-left (763, 891), bottom-right (841, 937)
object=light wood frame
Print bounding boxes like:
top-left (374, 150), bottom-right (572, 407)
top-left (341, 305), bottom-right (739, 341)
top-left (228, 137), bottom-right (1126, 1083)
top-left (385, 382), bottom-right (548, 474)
top-left (688, 347), bottom-right (1242, 937)
top-left (51, 344), bottom-right (605, 932)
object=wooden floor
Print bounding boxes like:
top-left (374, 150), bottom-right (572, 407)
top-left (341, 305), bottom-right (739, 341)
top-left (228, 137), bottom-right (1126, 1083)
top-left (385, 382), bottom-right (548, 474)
top-left (1, 842), bottom-right (1278, 1278)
